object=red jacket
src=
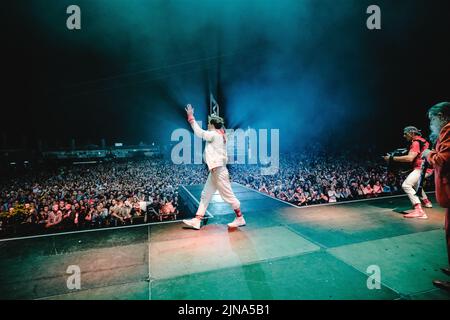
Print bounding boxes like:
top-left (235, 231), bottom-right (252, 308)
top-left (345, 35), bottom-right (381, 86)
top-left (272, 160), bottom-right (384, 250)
top-left (427, 122), bottom-right (450, 208)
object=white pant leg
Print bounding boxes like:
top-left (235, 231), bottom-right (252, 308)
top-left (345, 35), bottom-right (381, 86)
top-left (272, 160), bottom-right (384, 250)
top-left (402, 169), bottom-right (422, 206)
top-left (214, 167), bottom-right (241, 210)
top-left (419, 171), bottom-right (433, 200)
top-left (420, 189), bottom-right (428, 200)
top-left (195, 171), bottom-right (217, 217)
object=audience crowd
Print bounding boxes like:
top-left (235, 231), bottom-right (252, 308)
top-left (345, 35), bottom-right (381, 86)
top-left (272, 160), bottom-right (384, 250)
top-left (0, 150), bottom-right (423, 235)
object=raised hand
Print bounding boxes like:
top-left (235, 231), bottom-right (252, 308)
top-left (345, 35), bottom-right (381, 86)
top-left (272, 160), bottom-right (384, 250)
top-left (185, 104), bottom-right (194, 116)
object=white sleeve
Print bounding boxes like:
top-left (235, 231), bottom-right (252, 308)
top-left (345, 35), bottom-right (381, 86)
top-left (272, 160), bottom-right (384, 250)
top-left (190, 120), bottom-right (215, 142)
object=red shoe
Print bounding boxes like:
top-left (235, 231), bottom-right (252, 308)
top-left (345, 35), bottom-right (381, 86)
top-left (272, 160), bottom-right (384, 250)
top-left (404, 206), bottom-right (428, 219)
top-left (422, 199), bottom-right (433, 208)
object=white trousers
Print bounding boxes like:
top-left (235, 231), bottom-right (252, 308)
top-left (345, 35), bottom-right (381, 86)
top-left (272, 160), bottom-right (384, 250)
top-left (196, 166), bottom-right (241, 217)
top-left (402, 169), bottom-right (431, 206)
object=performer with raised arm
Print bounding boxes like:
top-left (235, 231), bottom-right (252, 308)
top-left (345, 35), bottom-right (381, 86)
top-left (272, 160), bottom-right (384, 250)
top-left (182, 104), bottom-right (245, 230)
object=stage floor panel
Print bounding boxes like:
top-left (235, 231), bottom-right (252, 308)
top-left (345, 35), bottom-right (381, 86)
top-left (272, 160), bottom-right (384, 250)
top-left (151, 251), bottom-right (400, 300)
top-left (150, 226), bottom-right (320, 280)
top-left (328, 229), bottom-right (448, 295)
top-left (0, 242), bottom-right (148, 300)
top-left (283, 205), bottom-right (443, 248)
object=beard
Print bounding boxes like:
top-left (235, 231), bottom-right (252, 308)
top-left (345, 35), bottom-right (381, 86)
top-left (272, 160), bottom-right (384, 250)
top-left (429, 132), bottom-right (439, 145)
top-left (429, 120), bottom-right (444, 144)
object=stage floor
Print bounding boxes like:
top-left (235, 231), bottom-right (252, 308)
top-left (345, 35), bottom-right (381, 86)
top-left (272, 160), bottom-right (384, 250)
top-left (1, 183), bottom-right (449, 300)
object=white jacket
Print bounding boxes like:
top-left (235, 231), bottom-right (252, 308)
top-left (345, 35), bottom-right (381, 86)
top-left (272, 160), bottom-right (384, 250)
top-left (189, 119), bottom-right (227, 171)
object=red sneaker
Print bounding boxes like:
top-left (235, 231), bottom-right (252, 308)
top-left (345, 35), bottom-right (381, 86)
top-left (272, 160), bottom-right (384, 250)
top-left (422, 199), bottom-right (433, 208)
top-left (404, 207), bottom-right (428, 219)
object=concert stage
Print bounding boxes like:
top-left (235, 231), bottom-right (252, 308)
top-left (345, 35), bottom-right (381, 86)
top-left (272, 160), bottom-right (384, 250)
top-left (1, 183), bottom-right (449, 300)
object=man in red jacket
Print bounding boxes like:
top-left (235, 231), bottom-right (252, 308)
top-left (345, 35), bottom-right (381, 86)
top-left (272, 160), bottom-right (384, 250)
top-left (423, 101), bottom-right (450, 292)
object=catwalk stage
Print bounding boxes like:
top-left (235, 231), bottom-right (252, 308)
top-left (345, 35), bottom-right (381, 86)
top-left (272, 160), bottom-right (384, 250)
top-left (1, 183), bottom-right (449, 300)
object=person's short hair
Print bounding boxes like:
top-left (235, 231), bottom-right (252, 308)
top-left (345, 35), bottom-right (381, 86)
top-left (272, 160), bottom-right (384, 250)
top-left (403, 126), bottom-right (421, 136)
top-left (428, 101), bottom-right (450, 121)
top-left (208, 114), bottom-right (224, 129)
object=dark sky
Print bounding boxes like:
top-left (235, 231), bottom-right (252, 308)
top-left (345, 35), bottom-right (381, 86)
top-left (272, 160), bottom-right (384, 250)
top-left (3, 0), bottom-right (450, 152)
